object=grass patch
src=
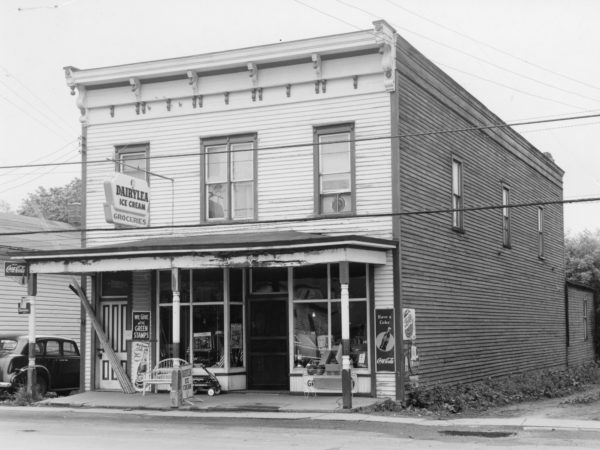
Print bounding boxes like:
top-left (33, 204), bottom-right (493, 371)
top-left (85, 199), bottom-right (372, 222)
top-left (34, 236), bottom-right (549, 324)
top-left (365, 362), bottom-right (600, 415)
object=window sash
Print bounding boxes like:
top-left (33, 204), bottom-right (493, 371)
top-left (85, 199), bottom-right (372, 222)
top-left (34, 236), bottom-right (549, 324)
top-left (538, 207), bottom-right (544, 258)
top-left (502, 187), bottom-right (511, 247)
top-left (452, 159), bottom-right (463, 229)
top-left (316, 127), bottom-right (353, 215)
top-left (203, 138), bottom-right (255, 221)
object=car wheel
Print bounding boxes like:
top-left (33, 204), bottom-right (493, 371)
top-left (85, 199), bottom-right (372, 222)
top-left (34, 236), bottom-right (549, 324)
top-left (207, 388), bottom-right (215, 396)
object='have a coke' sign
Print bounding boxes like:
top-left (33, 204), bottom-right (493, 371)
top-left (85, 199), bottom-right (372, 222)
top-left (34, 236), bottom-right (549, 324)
top-left (103, 172), bottom-right (150, 227)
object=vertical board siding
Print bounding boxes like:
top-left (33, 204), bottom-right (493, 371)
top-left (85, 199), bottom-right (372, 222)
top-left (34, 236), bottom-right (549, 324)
top-left (396, 37), bottom-right (566, 386)
top-left (0, 268), bottom-right (80, 344)
top-left (567, 286), bottom-right (595, 367)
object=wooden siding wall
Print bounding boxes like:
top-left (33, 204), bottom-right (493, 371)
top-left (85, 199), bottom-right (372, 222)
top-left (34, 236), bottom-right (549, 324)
top-left (84, 92), bottom-right (393, 245)
top-left (0, 266), bottom-right (80, 343)
top-left (395, 36), bottom-right (566, 386)
top-left (567, 286), bottom-right (595, 367)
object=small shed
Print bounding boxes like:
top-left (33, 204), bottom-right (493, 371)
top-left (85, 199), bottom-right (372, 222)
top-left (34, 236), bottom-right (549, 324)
top-left (566, 281), bottom-right (596, 366)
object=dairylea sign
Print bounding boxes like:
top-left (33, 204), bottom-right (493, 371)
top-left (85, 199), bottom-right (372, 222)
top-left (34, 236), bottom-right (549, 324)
top-left (103, 172), bottom-right (150, 227)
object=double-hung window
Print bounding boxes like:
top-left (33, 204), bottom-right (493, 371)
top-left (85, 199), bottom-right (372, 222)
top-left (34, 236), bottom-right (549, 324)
top-left (451, 157), bottom-right (463, 230)
top-left (203, 135), bottom-right (256, 221)
top-left (116, 144), bottom-right (149, 181)
top-left (537, 207), bottom-right (544, 258)
top-left (315, 124), bottom-right (354, 215)
top-left (502, 186), bottom-right (511, 247)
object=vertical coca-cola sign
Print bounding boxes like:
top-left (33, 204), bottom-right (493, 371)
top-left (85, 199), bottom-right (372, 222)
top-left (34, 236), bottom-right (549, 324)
top-left (375, 308), bottom-right (395, 372)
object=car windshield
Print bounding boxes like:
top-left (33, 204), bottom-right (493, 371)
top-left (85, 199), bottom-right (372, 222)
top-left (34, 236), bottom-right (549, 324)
top-left (0, 339), bottom-right (18, 354)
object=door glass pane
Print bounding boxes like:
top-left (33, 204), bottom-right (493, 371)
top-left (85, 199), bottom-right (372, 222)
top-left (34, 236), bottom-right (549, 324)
top-left (205, 146), bottom-right (227, 183)
top-left (251, 267), bottom-right (288, 294)
top-left (231, 144), bottom-right (253, 181)
top-left (350, 301), bottom-right (368, 368)
top-left (320, 133), bottom-right (350, 174)
top-left (207, 183), bottom-right (227, 219)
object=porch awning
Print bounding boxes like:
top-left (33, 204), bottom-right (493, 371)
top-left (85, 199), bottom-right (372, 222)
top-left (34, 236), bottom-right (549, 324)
top-left (10, 231), bottom-right (397, 274)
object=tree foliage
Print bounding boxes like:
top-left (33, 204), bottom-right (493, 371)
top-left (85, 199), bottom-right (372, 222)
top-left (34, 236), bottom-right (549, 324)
top-left (18, 178), bottom-right (82, 223)
top-left (566, 230), bottom-right (600, 291)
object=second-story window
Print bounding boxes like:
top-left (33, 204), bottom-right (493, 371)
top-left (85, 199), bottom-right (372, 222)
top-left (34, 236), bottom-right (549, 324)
top-left (502, 186), bottom-right (511, 247)
top-left (116, 144), bottom-right (149, 181)
top-left (452, 157), bottom-right (463, 231)
top-left (314, 123), bottom-right (355, 215)
top-left (203, 135), bottom-right (256, 221)
top-left (537, 207), bottom-right (545, 258)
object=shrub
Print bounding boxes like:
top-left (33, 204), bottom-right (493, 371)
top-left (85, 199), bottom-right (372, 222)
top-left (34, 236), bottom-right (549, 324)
top-left (401, 362), bottom-right (600, 414)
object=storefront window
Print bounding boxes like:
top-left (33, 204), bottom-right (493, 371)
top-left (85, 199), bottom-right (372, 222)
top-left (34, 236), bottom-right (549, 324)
top-left (330, 263), bottom-right (366, 299)
top-left (159, 271), bottom-right (172, 303)
top-left (293, 263), bottom-right (369, 370)
top-left (192, 268), bottom-right (223, 302)
top-left (230, 305), bottom-right (244, 367)
top-left (229, 268), bottom-right (243, 302)
top-left (192, 305), bottom-right (224, 368)
top-left (293, 265), bottom-right (327, 299)
top-left (251, 267), bottom-right (288, 294)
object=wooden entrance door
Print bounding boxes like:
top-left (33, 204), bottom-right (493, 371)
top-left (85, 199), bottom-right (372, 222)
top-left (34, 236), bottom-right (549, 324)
top-left (248, 297), bottom-right (289, 390)
top-left (98, 300), bottom-right (128, 390)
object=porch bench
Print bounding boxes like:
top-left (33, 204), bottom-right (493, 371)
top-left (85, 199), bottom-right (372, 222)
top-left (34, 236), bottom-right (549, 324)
top-left (142, 358), bottom-right (189, 395)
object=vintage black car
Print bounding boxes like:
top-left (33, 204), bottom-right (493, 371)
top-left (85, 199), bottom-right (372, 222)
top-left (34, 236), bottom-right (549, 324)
top-left (0, 334), bottom-right (80, 396)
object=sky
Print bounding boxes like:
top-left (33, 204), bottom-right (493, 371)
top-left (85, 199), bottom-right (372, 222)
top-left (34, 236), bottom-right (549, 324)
top-left (1, 0), bottom-right (599, 236)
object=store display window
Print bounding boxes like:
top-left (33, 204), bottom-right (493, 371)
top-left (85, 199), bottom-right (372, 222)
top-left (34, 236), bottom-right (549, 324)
top-left (293, 263), bottom-right (369, 371)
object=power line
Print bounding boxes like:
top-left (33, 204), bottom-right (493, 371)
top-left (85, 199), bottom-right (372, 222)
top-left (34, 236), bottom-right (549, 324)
top-left (335, 0), bottom-right (600, 108)
top-left (382, 0), bottom-right (600, 95)
top-left (2, 195), bottom-right (599, 238)
top-left (0, 111), bottom-right (599, 172)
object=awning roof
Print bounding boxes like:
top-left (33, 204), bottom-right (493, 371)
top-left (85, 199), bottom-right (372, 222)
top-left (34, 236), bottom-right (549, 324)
top-left (11, 231), bottom-right (397, 274)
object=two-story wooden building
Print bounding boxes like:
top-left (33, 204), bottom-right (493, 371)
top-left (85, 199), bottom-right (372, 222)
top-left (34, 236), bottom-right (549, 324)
top-left (14, 21), bottom-right (566, 399)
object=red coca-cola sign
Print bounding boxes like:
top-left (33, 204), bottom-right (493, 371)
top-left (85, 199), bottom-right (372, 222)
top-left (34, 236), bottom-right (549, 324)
top-left (4, 262), bottom-right (27, 277)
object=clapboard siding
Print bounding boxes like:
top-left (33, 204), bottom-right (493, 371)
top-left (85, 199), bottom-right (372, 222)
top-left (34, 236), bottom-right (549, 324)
top-left (395, 36), bottom-right (565, 386)
top-left (0, 267), bottom-right (80, 344)
top-left (85, 92), bottom-right (393, 246)
top-left (567, 285), bottom-right (595, 367)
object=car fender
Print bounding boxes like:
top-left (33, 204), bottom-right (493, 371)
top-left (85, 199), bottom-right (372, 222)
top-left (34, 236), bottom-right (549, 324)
top-left (10, 365), bottom-right (51, 387)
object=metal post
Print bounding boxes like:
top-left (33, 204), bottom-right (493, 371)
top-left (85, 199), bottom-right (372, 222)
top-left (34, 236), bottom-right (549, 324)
top-left (27, 274), bottom-right (37, 397)
top-left (340, 262), bottom-right (352, 409)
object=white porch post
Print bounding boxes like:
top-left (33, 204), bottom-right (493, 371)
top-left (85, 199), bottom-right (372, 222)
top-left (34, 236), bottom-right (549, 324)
top-left (171, 268), bottom-right (180, 361)
top-left (339, 262), bottom-right (352, 409)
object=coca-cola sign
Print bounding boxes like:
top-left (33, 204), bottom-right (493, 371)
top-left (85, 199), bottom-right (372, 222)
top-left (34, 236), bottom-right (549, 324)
top-left (4, 262), bottom-right (26, 277)
top-left (375, 308), bottom-right (395, 372)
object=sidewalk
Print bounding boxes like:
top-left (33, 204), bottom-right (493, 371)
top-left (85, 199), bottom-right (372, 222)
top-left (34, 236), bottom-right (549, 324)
top-left (33, 390), bottom-right (600, 432)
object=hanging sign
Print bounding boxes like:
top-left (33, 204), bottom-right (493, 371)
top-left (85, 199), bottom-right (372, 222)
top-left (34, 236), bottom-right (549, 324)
top-left (103, 172), bottom-right (150, 227)
top-left (17, 296), bottom-right (32, 315)
top-left (132, 311), bottom-right (150, 340)
top-left (402, 308), bottom-right (416, 340)
top-left (375, 308), bottom-right (395, 372)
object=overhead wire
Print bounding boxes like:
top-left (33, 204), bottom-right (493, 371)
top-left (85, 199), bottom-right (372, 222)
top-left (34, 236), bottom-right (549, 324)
top-left (1, 195), bottom-right (598, 238)
top-left (0, 111), bottom-right (599, 172)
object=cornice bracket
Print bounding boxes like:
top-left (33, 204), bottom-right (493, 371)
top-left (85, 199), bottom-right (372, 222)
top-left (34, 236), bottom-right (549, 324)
top-left (187, 70), bottom-right (199, 95)
top-left (373, 20), bottom-right (396, 92)
top-left (312, 53), bottom-right (322, 80)
top-left (130, 77), bottom-right (142, 101)
top-left (247, 63), bottom-right (258, 88)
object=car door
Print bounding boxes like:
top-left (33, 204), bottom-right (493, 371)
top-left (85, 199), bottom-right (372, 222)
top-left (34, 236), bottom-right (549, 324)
top-left (40, 339), bottom-right (62, 390)
top-left (60, 340), bottom-right (80, 390)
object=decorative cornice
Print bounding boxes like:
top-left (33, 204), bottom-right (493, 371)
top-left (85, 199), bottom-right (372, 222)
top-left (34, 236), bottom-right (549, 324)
top-left (75, 85), bottom-right (88, 124)
top-left (187, 70), bottom-right (199, 95)
top-left (373, 20), bottom-right (396, 92)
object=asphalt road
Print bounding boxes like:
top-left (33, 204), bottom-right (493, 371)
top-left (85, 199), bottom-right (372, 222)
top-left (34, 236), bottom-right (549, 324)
top-left (1, 407), bottom-right (599, 449)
